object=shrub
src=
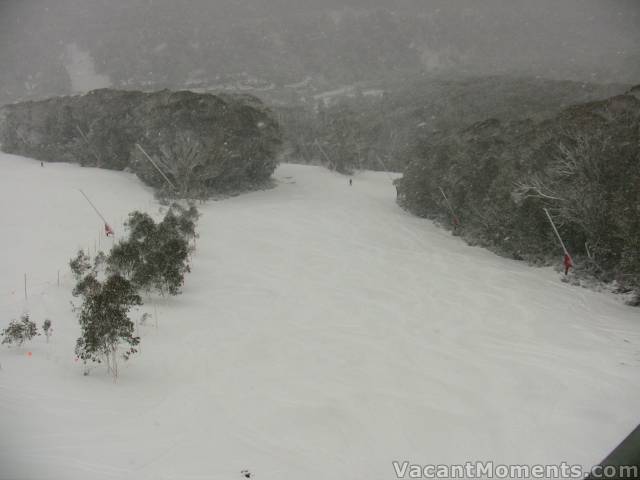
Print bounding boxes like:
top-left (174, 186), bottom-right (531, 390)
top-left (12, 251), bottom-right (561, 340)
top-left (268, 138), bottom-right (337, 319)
top-left (1, 314), bottom-right (39, 347)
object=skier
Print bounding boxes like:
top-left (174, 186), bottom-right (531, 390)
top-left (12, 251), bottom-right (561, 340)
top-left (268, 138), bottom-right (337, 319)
top-left (40, 161), bottom-right (44, 167)
top-left (349, 178), bottom-right (353, 186)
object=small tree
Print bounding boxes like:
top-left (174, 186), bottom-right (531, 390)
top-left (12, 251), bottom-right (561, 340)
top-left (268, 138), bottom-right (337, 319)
top-left (42, 319), bottom-right (52, 343)
top-left (74, 274), bottom-right (142, 380)
top-left (2, 314), bottom-right (39, 347)
top-left (108, 205), bottom-right (198, 297)
top-left (69, 249), bottom-right (91, 280)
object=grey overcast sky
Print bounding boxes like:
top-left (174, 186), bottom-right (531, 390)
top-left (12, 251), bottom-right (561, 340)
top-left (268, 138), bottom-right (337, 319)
top-left (0, 0), bottom-right (638, 103)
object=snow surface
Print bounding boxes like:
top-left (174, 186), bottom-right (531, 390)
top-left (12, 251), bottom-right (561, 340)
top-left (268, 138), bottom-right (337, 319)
top-left (0, 153), bottom-right (639, 480)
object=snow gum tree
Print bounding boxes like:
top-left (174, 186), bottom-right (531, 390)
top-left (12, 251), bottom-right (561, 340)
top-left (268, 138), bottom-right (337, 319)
top-left (108, 204), bottom-right (198, 296)
top-left (73, 273), bottom-right (141, 380)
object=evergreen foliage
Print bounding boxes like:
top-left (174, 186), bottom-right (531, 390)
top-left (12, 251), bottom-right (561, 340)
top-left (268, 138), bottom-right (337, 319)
top-left (69, 249), bottom-right (91, 280)
top-left (108, 204), bottom-right (198, 296)
top-left (1, 314), bottom-right (39, 347)
top-left (73, 273), bottom-right (141, 379)
top-left (70, 204), bottom-right (199, 377)
top-left (277, 77), bottom-right (625, 173)
top-left (43, 319), bottom-right (52, 343)
top-left (0, 89), bottom-right (282, 198)
top-left (397, 86), bottom-right (640, 297)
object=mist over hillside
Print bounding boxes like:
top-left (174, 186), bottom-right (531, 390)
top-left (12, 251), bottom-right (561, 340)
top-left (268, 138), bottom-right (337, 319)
top-left (1, 0), bottom-right (638, 105)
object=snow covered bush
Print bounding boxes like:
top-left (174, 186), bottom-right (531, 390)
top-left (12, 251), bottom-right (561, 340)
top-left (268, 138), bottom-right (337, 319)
top-left (1, 314), bottom-right (39, 347)
top-left (73, 273), bottom-right (141, 380)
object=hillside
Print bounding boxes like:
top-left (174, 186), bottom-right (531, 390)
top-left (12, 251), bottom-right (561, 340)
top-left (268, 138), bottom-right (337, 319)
top-left (277, 76), bottom-right (627, 172)
top-left (1, 153), bottom-right (639, 479)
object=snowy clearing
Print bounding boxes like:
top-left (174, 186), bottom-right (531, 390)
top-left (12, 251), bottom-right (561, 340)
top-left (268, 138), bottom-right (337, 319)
top-left (0, 153), bottom-right (639, 480)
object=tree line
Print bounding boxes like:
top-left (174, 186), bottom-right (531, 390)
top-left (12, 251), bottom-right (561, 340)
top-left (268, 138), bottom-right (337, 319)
top-left (0, 89), bottom-right (282, 198)
top-left (276, 76), bottom-right (625, 174)
top-left (397, 86), bottom-right (640, 303)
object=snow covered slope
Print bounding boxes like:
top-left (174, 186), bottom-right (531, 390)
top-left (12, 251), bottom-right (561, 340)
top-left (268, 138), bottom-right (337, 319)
top-left (0, 153), bottom-right (639, 480)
